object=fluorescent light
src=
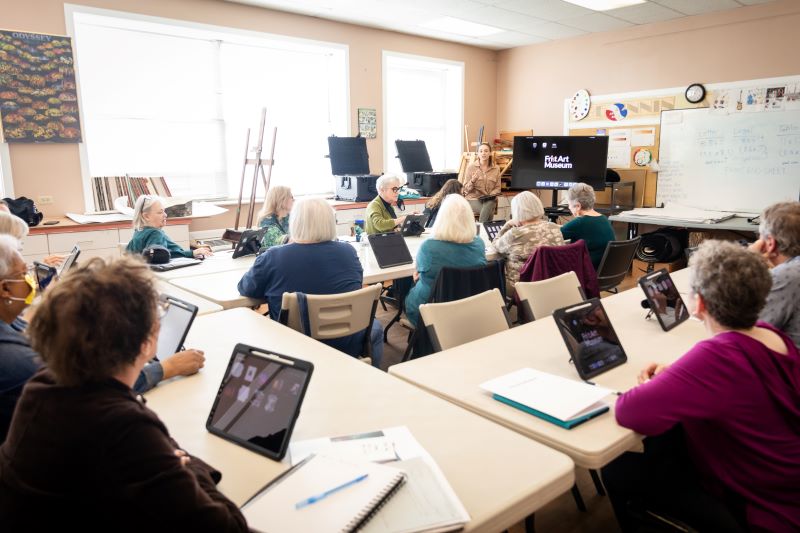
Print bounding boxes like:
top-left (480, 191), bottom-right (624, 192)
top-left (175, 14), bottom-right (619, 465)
top-left (419, 17), bottom-right (503, 37)
top-left (562, 0), bottom-right (646, 11)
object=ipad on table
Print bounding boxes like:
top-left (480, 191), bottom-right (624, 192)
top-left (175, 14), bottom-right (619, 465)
top-left (483, 220), bottom-right (506, 242)
top-left (367, 232), bottom-right (413, 268)
top-left (638, 268), bottom-right (690, 331)
top-left (553, 298), bottom-right (627, 380)
top-left (400, 213), bottom-right (429, 237)
top-left (232, 228), bottom-right (268, 259)
top-left (155, 295), bottom-right (199, 360)
top-left (206, 344), bottom-right (314, 461)
top-left (149, 257), bottom-right (202, 272)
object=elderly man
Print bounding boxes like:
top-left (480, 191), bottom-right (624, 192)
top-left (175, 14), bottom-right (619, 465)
top-left (365, 175), bottom-right (406, 234)
top-left (749, 201), bottom-right (800, 348)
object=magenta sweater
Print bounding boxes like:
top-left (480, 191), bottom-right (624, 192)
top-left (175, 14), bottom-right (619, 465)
top-left (615, 322), bottom-right (800, 532)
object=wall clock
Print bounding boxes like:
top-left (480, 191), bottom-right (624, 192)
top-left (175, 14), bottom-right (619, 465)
top-left (685, 83), bottom-right (706, 104)
top-left (569, 89), bottom-right (591, 121)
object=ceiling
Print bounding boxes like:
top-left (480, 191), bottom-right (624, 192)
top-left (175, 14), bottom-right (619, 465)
top-left (224, 0), bottom-right (777, 50)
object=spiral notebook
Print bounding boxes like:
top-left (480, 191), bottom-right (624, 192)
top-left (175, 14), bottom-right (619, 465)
top-left (242, 454), bottom-right (406, 533)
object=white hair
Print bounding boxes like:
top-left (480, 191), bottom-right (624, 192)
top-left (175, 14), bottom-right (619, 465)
top-left (132, 195), bottom-right (164, 231)
top-left (289, 197), bottom-right (337, 243)
top-left (511, 191), bottom-right (545, 222)
top-left (0, 234), bottom-right (23, 278)
top-left (432, 194), bottom-right (476, 244)
top-left (376, 174), bottom-right (402, 192)
top-left (0, 211), bottom-right (29, 239)
top-left (566, 183), bottom-right (596, 210)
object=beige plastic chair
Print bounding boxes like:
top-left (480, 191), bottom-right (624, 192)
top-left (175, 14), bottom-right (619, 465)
top-left (514, 271), bottom-right (584, 323)
top-left (418, 288), bottom-right (510, 352)
top-left (279, 283), bottom-right (382, 361)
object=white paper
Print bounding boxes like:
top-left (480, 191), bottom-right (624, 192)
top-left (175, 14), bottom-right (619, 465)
top-left (66, 212), bottom-right (132, 224)
top-left (480, 368), bottom-right (611, 422)
top-left (619, 203), bottom-right (744, 223)
top-left (607, 146), bottom-right (631, 169)
top-left (631, 127), bottom-right (656, 146)
top-left (290, 426), bottom-right (430, 466)
top-left (609, 129), bottom-right (631, 147)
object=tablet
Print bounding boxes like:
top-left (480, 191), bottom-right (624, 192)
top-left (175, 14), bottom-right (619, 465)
top-left (33, 261), bottom-right (57, 291)
top-left (57, 245), bottom-right (80, 276)
top-left (483, 220), bottom-right (506, 242)
top-left (553, 298), bottom-right (627, 380)
top-left (232, 228), bottom-right (268, 259)
top-left (155, 295), bottom-right (199, 360)
top-left (206, 344), bottom-right (314, 461)
top-left (400, 213), bottom-right (429, 237)
top-left (638, 269), bottom-right (690, 331)
top-left (367, 232), bottom-right (413, 268)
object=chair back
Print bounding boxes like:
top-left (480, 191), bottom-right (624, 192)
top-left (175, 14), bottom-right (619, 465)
top-left (419, 288), bottom-right (510, 352)
top-left (596, 236), bottom-right (641, 293)
top-left (280, 284), bottom-right (382, 356)
top-left (430, 259), bottom-right (507, 303)
top-left (515, 271), bottom-right (584, 322)
top-left (519, 240), bottom-right (599, 299)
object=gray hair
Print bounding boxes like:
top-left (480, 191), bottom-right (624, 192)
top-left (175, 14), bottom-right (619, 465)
top-left (289, 197), bottom-right (337, 243)
top-left (566, 183), bottom-right (596, 210)
top-left (511, 191), bottom-right (545, 222)
top-left (432, 194), bottom-right (477, 244)
top-left (132, 195), bottom-right (164, 231)
top-left (0, 234), bottom-right (23, 278)
top-left (759, 201), bottom-right (800, 258)
top-left (0, 211), bottom-right (29, 239)
top-left (688, 239), bottom-right (771, 329)
top-left (376, 174), bottom-right (401, 192)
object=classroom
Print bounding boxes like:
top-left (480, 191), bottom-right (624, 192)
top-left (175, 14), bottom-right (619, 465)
top-left (1, 0), bottom-right (798, 531)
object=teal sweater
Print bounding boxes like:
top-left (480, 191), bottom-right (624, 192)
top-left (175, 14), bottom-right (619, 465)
top-left (126, 227), bottom-right (192, 259)
top-left (560, 215), bottom-right (615, 269)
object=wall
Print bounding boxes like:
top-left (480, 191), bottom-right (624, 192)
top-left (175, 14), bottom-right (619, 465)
top-left (496, 0), bottom-right (800, 137)
top-left (1, 0), bottom-right (497, 231)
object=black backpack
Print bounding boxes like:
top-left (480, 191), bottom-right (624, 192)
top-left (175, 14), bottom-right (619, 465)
top-left (4, 197), bottom-right (43, 227)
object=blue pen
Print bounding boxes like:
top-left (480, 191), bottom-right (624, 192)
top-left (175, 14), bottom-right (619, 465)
top-left (295, 473), bottom-right (369, 509)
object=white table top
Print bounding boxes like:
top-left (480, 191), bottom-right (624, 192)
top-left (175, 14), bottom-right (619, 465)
top-left (156, 280), bottom-right (223, 315)
top-left (170, 270), bottom-right (263, 310)
top-left (145, 309), bottom-right (575, 532)
top-left (389, 271), bottom-right (706, 469)
top-left (153, 250), bottom-right (257, 280)
top-left (609, 213), bottom-right (757, 233)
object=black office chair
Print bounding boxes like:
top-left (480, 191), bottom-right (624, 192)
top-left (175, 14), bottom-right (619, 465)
top-left (596, 236), bottom-right (641, 293)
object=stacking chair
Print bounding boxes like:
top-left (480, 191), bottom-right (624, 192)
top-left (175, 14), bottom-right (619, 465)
top-left (419, 289), bottom-right (510, 352)
top-left (596, 236), bottom-right (641, 293)
top-left (279, 283), bottom-right (382, 362)
top-left (514, 271), bottom-right (585, 323)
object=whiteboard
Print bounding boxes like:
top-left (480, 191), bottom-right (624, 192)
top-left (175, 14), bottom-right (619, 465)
top-left (657, 107), bottom-right (800, 213)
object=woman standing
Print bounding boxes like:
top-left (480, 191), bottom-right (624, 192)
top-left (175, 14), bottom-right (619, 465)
top-left (463, 142), bottom-right (502, 223)
top-left (256, 186), bottom-right (293, 249)
top-left (126, 196), bottom-right (211, 259)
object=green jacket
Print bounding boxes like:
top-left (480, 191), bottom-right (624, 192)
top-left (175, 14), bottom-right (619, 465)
top-left (258, 214), bottom-right (289, 249)
top-left (365, 196), bottom-right (397, 234)
top-left (126, 227), bottom-right (192, 259)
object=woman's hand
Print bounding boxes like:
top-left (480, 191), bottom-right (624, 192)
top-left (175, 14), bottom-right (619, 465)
top-left (42, 255), bottom-right (65, 267)
top-left (192, 246), bottom-right (213, 258)
top-left (412, 271), bottom-right (420, 282)
top-left (161, 349), bottom-right (206, 380)
top-left (637, 362), bottom-right (668, 384)
top-left (174, 448), bottom-right (191, 467)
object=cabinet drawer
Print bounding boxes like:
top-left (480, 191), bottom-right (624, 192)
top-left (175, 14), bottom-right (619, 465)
top-left (74, 247), bottom-right (120, 262)
top-left (48, 230), bottom-right (119, 253)
top-left (21, 234), bottom-right (49, 255)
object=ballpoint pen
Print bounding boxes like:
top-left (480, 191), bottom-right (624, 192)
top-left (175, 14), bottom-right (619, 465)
top-left (295, 473), bottom-right (369, 509)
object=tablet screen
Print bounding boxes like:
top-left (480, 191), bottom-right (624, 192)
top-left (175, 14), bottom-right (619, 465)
top-left (156, 296), bottom-right (198, 360)
top-left (57, 245), bottom-right (80, 276)
top-left (368, 233), bottom-right (413, 268)
top-left (207, 345), bottom-right (313, 460)
top-left (638, 269), bottom-right (689, 331)
top-left (553, 298), bottom-right (627, 380)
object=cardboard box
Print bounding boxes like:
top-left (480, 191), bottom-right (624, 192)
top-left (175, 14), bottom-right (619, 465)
top-left (631, 258), bottom-right (687, 277)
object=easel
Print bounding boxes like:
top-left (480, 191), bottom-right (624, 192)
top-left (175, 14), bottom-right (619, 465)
top-left (456, 125), bottom-right (513, 183)
top-left (223, 108), bottom-right (277, 242)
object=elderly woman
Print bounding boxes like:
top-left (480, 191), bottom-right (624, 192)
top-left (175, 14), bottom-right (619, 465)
top-left (463, 142), bottom-right (502, 223)
top-left (365, 175), bottom-right (406, 234)
top-left (238, 198), bottom-right (383, 367)
top-left (0, 257), bottom-right (247, 531)
top-left (126, 195), bottom-right (211, 259)
top-left (749, 201), bottom-right (800, 348)
top-left (560, 182), bottom-right (615, 269)
top-left (422, 178), bottom-right (462, 228)
top-left (404, 194), bottom-right (486, 327)
top-left (491, 191), bottom-right (564, 295)
top-left (256, 185), bottom-right (293, 250)
top-left (602, 240), bottom-right (800, 532)
top-left (0, 211), bottom-right (65, 268)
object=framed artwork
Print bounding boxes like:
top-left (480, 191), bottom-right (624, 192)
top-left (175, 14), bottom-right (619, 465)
top-left (0, 30), bottom-right (82, 143)
top-left (358, 108), bottom-right (376, 139)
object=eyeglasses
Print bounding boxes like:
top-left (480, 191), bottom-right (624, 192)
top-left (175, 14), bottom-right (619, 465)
top-left (390, 187), bottom-right (401, 193)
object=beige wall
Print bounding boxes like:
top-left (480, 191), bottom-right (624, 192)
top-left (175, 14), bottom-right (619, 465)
top-left (1, 0), bottom-right (497, 231)
top-left (497, 0), bottom-right (800, 136)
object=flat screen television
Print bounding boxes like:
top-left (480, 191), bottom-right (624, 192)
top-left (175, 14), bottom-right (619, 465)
top-left (511, 136), bottom-right (609, 191)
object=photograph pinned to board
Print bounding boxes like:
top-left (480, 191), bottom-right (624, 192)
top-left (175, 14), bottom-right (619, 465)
top-left (785, 84), bottom-right (800, 110)
top-left (765, 87), bottom-right (786, 111)
top-left (710, 89), bottom-right (731, 115)
top-left (358, 108), bottom-right (377, 139)
top-left (742, 88), bottom-right (766, 112)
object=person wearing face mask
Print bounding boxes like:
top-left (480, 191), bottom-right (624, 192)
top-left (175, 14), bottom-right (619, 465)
top-left (0, 235), bottom-right (40, 444)
top-left (463, 142), bottom-right (502, 223)
top-left (126, 195), bottom-right (211, 259)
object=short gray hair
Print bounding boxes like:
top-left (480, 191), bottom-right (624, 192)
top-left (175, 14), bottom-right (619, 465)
top-left (289, 197), bottom-right (336, 243)
top-left (567, 183), bottom-right (596, 210)
top-left (0, 211), bottom-right (29, 239)
top-left (688, 239), bottom-right (771, 329)
top-left (132, 195), bottom-right (164, 231)
top-left (0, 234), bottom-right (23, 278)
top-left (376, 174), bottom-right (401, 192)
top-left (432, 194), bottom-right (477, 244)
top-left (511, 191), bottom-right (544, 222)
top-left (759, 201), bottom-right (800, 257)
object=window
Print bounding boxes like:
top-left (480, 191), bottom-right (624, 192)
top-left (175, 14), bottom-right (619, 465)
top-left (383, 52), bottom-right (463, 177)
top-left (69, 8), bottom-right (347, 210)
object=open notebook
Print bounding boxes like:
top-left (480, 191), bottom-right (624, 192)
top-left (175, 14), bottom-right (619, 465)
top-left (242, 454), bottom-right (406, 533)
